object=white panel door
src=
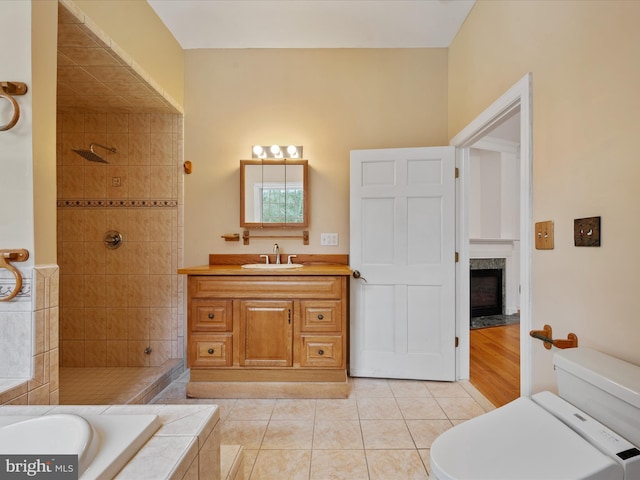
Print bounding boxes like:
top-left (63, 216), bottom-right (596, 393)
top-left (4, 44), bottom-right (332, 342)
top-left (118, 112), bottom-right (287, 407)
top-left (350, 147), bottom-right (456, 380)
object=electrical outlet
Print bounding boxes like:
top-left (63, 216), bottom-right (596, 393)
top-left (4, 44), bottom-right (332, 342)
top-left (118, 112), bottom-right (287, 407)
top-left (320, 233), bottom-right (339, 246)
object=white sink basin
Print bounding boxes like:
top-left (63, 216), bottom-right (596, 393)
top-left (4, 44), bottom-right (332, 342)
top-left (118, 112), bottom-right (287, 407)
top-left (242, 263), bottom-right (303, 269)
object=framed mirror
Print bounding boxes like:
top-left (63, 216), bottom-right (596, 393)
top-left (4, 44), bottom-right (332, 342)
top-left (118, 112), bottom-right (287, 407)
top-left (240, 159), bottom-right (309, 228)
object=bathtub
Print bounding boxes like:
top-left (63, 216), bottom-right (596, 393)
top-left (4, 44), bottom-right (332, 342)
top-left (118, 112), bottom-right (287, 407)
top-left (0, 412), bottom-right (160, 479)
top-left (0, 404), bottom-right (221, 480)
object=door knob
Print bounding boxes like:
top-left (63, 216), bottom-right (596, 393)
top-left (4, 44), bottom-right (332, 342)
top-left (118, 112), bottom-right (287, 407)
top-left (208, 348), bottom-right (214, 354)
top-left (352, 270), bottom-right (368, 282)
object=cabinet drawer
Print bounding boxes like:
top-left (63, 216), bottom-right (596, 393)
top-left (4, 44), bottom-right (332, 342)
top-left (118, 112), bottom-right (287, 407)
top-left (300, 301), bottom-right (342, 332)
top-left (190, 300), bottom-right (232, 332)
top-left (300, 336), bottom-right (342, 367)
top-left (189, 335), bottom-right (232, 367)
top-left (191, 276), bottom-right (343, 299)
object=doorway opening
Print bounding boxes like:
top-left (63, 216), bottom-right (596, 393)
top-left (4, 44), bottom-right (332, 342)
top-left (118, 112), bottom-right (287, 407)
top-left (451, 74), bottom-right (533, 404)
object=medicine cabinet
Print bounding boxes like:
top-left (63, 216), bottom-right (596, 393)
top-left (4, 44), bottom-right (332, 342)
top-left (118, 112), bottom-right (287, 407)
top-left (240, 159), bottom-right (309, 228)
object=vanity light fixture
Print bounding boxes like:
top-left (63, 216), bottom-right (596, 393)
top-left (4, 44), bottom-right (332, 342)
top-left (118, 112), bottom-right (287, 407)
top-left (251, 145), bottom-right (302, 159)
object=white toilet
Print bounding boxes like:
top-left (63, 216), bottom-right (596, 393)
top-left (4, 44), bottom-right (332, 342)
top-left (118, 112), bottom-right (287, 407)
top-left (430, 348), bottom-right (640, 479)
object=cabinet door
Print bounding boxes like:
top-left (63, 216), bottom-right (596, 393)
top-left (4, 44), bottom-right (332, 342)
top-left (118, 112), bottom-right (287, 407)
top-left (240, 300), bottom-right (293, 367)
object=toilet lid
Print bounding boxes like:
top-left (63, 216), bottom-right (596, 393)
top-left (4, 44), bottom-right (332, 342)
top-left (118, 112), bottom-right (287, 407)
top-left (430, 395), bottom-right (623, 480)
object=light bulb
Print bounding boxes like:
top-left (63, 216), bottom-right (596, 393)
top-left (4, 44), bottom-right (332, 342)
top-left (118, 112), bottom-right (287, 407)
top-left (270, 145), bottom-right (281, 155)
top-left (252, 145), bottom-right (264, 157)
top-left (287, 145), bottom-right (299, 158)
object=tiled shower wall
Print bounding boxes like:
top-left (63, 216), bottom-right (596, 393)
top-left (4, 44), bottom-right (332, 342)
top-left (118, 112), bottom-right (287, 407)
top-left (57, 112), bottom-right (184, 367)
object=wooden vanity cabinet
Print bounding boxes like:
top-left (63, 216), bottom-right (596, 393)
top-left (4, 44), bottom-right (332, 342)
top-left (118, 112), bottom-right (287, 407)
top-left (186, 274), bottom-right (348, 383)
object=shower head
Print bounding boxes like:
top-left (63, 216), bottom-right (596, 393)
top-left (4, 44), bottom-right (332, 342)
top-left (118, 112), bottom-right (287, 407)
top-left (72, 143), bottom-right (117, 164)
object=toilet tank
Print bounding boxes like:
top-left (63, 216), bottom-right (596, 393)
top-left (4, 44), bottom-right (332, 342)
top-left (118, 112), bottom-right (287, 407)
top-left (554, 348), bottom-right (640, 447)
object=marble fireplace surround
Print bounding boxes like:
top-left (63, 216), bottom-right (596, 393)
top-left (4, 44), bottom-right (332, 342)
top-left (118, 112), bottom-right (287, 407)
top-left (470, 239), bottom-right (519, 316)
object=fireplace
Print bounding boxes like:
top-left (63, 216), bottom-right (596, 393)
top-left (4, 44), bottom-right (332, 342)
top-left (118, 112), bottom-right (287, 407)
top-left (470, 268), bottom-right (503, 317)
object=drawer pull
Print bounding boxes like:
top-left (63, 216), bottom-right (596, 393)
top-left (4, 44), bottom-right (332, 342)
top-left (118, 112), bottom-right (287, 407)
top-left (318, 349), bottom-right (324, 356)
top-left (208, 348), bottom-right (215, 354)
top-left (317, 314), bottom-right (324, 320)
top-left (208, 313), bottom-right (214, 319)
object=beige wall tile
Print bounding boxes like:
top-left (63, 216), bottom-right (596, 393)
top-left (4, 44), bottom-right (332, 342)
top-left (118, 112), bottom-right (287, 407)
top-left (84, 340), bottom-right (107, 366)
top-left (85, 274), bottom-right (106, 307)
top-left (85, 307), bottom-right (107, 339)
top-left (128, 340), bottom-right (150, 366)
top-left (107, 307), bottom-right (128, 340)
top-left (128, 307), bottom-right (150, 340)
top-left (129, 113), bottom-right (150, 133)
top-left (127, 242), bottom-right (150, 274)
top-left (129, 133), bottom-right (151, 165)
top-left (107, 113), bottom-right (129, 133)
top-left (84, 165), bottom-right (107, 197)
top-left (107, 340), bottom-right (128, 366)
top-left (128, 166), bottom-right (150, 197)
top-left (28, 384), bottom-right (51, 405)
top-left (150, 134), bottom-right (173, 165)
top-left (62, 340), bottom-right (85, 367)
top-left (84, 113), bottom-right (106, 133)
top-left (149, 166), bottom-right (173, 197)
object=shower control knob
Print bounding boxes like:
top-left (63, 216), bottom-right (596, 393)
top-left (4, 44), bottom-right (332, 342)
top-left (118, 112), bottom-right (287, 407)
top-left (208, 348), bottom-right (214, 355)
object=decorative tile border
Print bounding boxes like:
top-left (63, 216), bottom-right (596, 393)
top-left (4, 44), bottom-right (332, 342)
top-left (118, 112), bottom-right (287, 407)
top-left (0, 278), bottom-right (31, 301)
top-left (57, 199), bottom-right (178, 208)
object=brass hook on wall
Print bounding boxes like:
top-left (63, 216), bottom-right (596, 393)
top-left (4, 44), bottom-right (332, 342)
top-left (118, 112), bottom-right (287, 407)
top-left (0, 81), bottom-right (28, 131)
top-left (0, 249), bottom-right (29, 302)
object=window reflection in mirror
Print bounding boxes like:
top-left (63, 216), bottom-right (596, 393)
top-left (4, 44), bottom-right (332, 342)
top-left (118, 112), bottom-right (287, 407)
top-left (240, 159), bottom-right (308, 228)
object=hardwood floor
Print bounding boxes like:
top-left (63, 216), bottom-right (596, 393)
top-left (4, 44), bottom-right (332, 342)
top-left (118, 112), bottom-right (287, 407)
top-left (470, 323), bottom-right (520, 407)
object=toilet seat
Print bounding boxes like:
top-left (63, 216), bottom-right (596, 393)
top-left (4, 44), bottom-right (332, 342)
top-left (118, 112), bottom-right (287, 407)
top-left (430, 395), bottom-right (623, 480)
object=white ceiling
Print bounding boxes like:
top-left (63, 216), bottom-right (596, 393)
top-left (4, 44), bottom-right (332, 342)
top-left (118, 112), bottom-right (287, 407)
top-left (147, 0), bottom-right (476, 49)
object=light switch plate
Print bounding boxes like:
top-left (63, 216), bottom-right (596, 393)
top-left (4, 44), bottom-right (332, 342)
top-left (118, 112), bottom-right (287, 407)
top-left (320, 233), bottom-right (338, 246)
top-left (574, 216), bottom-right (601, 247)
top-left (535, 221), bottom-right (554, 250)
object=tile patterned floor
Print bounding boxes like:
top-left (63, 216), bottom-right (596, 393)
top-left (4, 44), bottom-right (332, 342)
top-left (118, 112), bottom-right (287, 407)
top-left (152, 373), bottom-right (494, 479)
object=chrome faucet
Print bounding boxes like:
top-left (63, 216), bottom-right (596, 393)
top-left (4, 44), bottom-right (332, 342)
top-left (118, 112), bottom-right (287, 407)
top-left (273, 243), bottom-right (281, 264)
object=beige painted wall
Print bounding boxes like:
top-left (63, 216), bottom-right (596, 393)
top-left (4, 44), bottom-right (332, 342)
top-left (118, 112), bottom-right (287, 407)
top-left (183, 49), bottom-right (449, 266)
top-left (72, 0), bottom-right (184, 106)
top-left (449, 0), bottom-right (640, 390)
top-left (32, 0), bottom-right (58, 264)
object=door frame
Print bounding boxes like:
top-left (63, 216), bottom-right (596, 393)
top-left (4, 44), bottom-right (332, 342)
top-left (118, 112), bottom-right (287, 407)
top-left (450, 73), bottom-right (533, 397)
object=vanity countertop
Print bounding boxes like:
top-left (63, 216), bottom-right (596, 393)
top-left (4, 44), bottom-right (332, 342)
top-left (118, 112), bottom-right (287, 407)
top-left (179, 254), bottom-right (352, 276)
top-left (178, 264), bottom-right (352, 276)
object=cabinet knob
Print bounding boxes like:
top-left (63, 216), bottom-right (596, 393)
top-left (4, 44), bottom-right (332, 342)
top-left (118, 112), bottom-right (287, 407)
top-left (208, 348), bottom-right (214, 354)
top-left (317, 314), bottom-right (324, 320)
top-left (208, 313), bottom-right (214, 319)
top-left (318, 349), bottom-right (324, 356)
